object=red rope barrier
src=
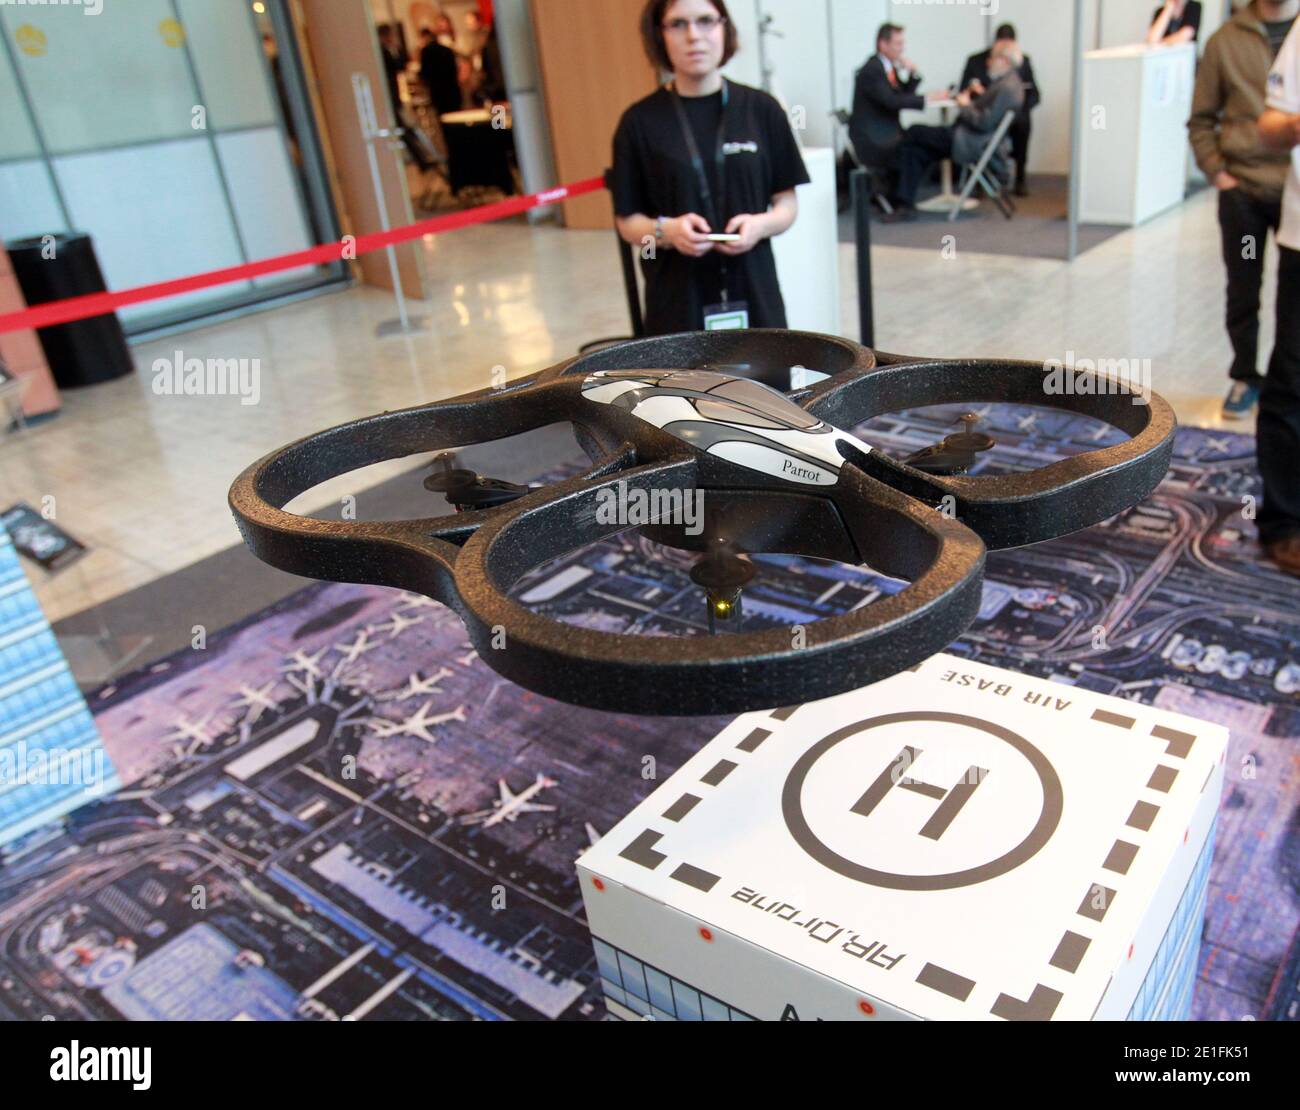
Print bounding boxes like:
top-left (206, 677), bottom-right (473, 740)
top-left (0, 176), bottom-right (605, 336)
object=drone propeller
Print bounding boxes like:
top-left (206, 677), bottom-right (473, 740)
top-left (902, 412), bottom-right (997, 476)
top-left (423, 451), bottom-right (529, 512)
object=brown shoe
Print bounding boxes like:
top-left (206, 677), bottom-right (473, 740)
top-left (1265, 536), bottom-right (1300, 577)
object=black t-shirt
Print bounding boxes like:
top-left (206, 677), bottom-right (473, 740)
top-left (612, 80), bottom-right (810, 335)
top-left (1265, 17), bottom-right (1296, 56)
top-left (680, 90), bottom-right (726, 212)
top-left (1150, 1), bottom-right (1202, 41)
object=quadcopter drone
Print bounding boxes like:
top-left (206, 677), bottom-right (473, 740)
top-left (229, 331), bottom-right (1174, 716)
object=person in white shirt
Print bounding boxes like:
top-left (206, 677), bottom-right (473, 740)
top-left (1256, 21), bottom-right (1300, 575)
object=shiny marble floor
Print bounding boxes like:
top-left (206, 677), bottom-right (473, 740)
top-left (0, 188), bottom-right (1274, 624)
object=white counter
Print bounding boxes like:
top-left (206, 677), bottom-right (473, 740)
top-left (1079, 42), bottom-right (1196, 227)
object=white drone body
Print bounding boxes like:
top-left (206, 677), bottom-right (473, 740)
top-left (581, 369), bottom-right (872, 487)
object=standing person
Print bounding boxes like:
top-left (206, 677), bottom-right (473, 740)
top-left (611, 0), bottom-right (809, 335)
top-left (960, 23), bottom-right (1039, 196)
top-left (1257, 21), bottom-right (1300, 575)
top-left (379, 24), bottom-right (433, 173)
top-left (419, 27), bottom-right (462, 117)
top-left (377, 24), bottom-right (406, 119)
top-left (477, 21), bottom-right (507, 104)
top-left (1189, 0), bottom-right (1298, 419)
top-left (849, 24), bottom-right (948, 179)
top-left (1149, 0), bottom-right (1204, 45)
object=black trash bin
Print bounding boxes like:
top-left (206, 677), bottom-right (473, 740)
top-left (7, 232), bottom-right (134, 389)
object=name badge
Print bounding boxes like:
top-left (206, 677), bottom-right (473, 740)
top-left (703, 300), bottom-right (749, 330)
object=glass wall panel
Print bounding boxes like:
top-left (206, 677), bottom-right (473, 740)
top-left (178, 0), bottom-right (278, 131)
top-left (2, 2), bottom-right (198, 153)
top-left (0, 1), bottom-right (342, 336)
top-left (53, 137), bottom-right (251, 323)
top-left (215, 128), bottom-right (314, 288)
top-left (0, 161), bottom-right (66, 241)
top-left (0, 37), bottom-right (39, 159)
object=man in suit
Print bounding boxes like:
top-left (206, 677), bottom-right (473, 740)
top-left (886, 41), bottom-right (1026, 220)
top-left (849, 23), bottom-right (948, 177)
top-left (960, 23), bottom-right (1039, 196)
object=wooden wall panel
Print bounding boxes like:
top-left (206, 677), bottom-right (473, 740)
top-left (298, 0), bottom-right (426, 298)
top-left (530, 0), bottom-right (658, 229)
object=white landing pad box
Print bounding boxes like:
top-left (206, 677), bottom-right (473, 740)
top-left (577, 655), bottom-right (1228, 1021)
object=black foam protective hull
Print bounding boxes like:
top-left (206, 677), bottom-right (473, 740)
top-left (229, 331), bottom-right (1175, 716)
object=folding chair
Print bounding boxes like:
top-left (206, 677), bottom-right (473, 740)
top-left (949, 108), bottom-right (1018, 222)
top-left (830, 109), bottom-right (894, 216)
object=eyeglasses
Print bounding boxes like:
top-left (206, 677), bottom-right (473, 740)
top-left (662, 14), bottom-right (726, 35)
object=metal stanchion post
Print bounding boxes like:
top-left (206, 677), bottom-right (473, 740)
top-left (757, 13), bottom-right (783, 94)
top-left (1066, 0), bottom-right (1085, 263)
top-left (352, 72), bottom-right (428, 338)
top-left (850, 167), bottom-right (875, 349)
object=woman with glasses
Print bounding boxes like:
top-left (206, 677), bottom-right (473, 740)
top-left (612, 0), bottom-right (808, 335)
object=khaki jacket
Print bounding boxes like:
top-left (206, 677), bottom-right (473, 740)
top-left (1188, 2), bottom-right (1293, 201)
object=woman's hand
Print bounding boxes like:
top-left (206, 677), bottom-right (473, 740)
top-left (664, 213), bottom-right (715, 257)
top-left (715, 213), bottom-right (768, 256)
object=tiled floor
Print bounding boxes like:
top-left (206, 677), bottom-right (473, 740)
top-left (0, 188), bottom-right (1274, 623)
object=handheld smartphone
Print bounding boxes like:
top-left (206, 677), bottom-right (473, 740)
top-left (705, 233), bottom-right (742, 243)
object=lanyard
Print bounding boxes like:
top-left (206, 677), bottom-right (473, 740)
top-left (669, 78), bottom-right (731, 302)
